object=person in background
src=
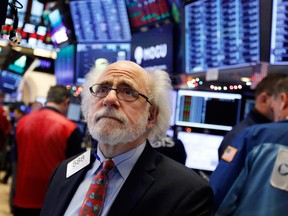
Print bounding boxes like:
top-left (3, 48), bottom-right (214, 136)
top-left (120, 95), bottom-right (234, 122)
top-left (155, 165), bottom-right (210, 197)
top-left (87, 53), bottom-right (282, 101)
top-left (210, 77), bottom-right (288, 215)
top-left (0, 90), bottom-right (11, 180)
top-left (8, 103), bottom-right (27, 214)
top-left (29, 101), bottom-right (43, 113)
top-left (0, 103), bottom-right (26, 184)
top-left (0, 90), bottom-right (6, 106)
top-left (13, 85), bottom-right (85, 216)
top-left (217, 72), bottom-right (287, 159)
top-left (13, 104), bottom-right (26, 120)
top-left (0, 90), bottom-right (10, 148)
top-left (40, 60), bottom-right (213, 216)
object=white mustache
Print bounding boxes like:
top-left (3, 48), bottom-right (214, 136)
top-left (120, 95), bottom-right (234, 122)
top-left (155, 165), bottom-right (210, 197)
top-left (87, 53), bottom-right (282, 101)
top-left (93, 109), bottom-right (127, 123)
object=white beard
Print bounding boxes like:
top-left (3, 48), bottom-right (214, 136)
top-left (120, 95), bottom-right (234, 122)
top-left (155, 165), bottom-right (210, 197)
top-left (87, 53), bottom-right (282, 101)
top-left (88, 108), bottom-right (149, 145)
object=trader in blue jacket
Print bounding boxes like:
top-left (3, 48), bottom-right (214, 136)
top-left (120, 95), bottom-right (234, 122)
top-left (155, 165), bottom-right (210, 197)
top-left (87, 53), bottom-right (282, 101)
top-left (218, 72), bottom-right (287, 160)
top-left (210, 77), bottom-right (288, 216)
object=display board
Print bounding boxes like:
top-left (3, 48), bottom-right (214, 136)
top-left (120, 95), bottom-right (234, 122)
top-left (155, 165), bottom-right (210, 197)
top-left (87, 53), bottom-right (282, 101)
top-left (75, 43), bottom-right (131, 84)
top-left (0, 70), bottom-right (22, 93)
top-left (3, 49), bottom-right (35, 75)
top-left (175, 90), bottom-right (242, 131)
top-left (125, 0), bottom-right (172, 30)
top-left (270, 0), bottom-right (288, 64)
top-left (69, 0), bottom-right (131, 42)
top-left (185, 0), bottom-right (260, 73)
top-left (55, 44), bottom-right (75, 85)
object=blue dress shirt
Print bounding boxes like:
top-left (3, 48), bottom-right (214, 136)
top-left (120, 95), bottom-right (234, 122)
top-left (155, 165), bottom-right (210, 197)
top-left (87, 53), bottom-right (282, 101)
top-left (64, 142), bottom-right (146, 216)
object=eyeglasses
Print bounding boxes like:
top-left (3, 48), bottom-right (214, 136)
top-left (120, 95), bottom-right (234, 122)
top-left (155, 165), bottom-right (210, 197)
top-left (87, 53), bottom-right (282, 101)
top-left (89, 84), bottom-right (152, 105)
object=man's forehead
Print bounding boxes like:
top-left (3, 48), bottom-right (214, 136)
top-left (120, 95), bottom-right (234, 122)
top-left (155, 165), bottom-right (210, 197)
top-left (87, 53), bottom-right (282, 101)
top-left (97, 64), bottom-right (148, 89)
top-left (98, 76), bottom-right (134, 87)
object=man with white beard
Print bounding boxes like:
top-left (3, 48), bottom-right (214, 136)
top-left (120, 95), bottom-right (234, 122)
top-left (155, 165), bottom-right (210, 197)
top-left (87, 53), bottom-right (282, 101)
top-left (40, 60), bottom-right (213, 216)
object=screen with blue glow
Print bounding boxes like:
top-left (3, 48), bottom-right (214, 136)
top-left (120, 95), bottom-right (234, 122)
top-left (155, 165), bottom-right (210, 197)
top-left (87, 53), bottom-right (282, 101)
top-left (0, 70), bottom-right (22, 93)
top-left (270, 0), bottom-right (288, 64)
top-left (75, 43), bottom-right (131, 84)
top-left (55, 44), bottom-right (75, 85)
top-left (69, 0), bottom-right (131, 42)
top-left (185, 0), bottom-right (260, 73)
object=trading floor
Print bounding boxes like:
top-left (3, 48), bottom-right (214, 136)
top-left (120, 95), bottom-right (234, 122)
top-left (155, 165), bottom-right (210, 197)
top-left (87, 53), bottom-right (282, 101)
top-left (0, 171), bottom-right (12, 216)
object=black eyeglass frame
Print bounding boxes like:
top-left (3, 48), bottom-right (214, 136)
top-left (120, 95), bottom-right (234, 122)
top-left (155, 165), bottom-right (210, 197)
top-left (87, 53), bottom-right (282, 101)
top-left (89, 84), bottom-right (152, 105)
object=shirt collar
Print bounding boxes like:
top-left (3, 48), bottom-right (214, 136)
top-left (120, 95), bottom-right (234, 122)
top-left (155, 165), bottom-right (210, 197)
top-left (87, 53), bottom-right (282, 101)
top-left (93, 141), bottom-right (146, 179)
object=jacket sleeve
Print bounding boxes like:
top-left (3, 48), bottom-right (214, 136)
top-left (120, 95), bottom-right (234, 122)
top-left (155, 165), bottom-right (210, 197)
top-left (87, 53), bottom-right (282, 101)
top-left (210, 128), bottom-right (251, 212)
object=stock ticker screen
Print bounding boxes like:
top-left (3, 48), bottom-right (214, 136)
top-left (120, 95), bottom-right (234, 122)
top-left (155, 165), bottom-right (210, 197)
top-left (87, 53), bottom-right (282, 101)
top-left (270, 0), bottom-right (288, 64)
top-left (125, 0), bottom-right (172, 30)
top-left (69, 0), bottom-right (131, 42)
top-left (75, 43), bottom-right (131, 84)
top-left (185, 0), bottom-right (260, 73)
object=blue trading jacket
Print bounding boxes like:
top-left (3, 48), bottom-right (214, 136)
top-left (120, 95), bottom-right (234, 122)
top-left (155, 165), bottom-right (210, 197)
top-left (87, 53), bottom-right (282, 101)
top-left (217, 107), bottom-right (271, 160)
top-left (210, 120), bottom-right (288, 216)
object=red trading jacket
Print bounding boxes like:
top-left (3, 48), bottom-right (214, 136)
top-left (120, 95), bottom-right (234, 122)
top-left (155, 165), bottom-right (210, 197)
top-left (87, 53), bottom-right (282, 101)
top-left (14, 108), bottom-right (78, 209)
top-left (0, 106), bottom-right (11, 149)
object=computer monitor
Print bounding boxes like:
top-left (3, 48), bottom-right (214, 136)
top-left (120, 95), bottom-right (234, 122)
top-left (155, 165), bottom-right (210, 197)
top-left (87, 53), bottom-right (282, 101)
top-left (184, 0), bottom-right (260, 73)
top-left (67, 103), bottom-right (81, 122)
top-left (0, 70), bottom-right (22, 93)
top-left (75, 43), bottom-right (131, 84)
top-left (69, 0), bottom-right (131, 42)
top-left (175, 90), bottom-right (242, 131)
top-left (177, 131), bottom-right (223, 171)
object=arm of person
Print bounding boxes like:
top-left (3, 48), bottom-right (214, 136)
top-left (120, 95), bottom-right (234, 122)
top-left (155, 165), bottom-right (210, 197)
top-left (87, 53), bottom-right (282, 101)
top-left (210, 128), bottom-right (251, 212)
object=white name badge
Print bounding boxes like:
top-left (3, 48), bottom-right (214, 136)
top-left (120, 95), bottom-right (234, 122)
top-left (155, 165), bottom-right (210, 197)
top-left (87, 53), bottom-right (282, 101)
top-left (66, 149), bottom-right (91, 178)
top-left (270, 149), bottom-right (288, 191)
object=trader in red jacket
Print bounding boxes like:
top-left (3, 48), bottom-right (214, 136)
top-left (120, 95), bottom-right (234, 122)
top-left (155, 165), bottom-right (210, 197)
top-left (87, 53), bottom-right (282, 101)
top-left (13, 85), bottom-right (85, 216)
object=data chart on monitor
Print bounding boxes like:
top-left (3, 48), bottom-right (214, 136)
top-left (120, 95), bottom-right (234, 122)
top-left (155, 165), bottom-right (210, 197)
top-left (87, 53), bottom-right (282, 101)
top-left (175, 90), bottom-right (242, 131)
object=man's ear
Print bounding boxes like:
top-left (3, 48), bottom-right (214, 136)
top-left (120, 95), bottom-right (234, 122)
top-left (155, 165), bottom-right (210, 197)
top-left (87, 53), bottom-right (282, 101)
top-left (64, 98), bottom-right (70, 106)
top-left (280, 92), bottom-right (288, 110)
top-left (148, 106), bottom-right (159, 125)
top-left (258, 92), bottom-right (270, 104)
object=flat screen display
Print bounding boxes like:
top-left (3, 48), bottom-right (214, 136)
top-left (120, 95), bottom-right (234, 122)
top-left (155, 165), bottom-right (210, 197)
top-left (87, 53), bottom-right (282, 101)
top-left (67, 103), bottom-right (81, 122)
top-left (270, 0), bottom-right (288, 64)
top-left (75, 43), bottom-right (131, 84)
top-left (30, 0), bottom-right (45, 25)
top-left (175, 90), bottom-right (242, 131)
top-left (34, 57), bottom-right (54, 74)
top-left (125, 0), bottom-right (172, 30)
top-left (0, 70), bottom-right (22, 93)
top-left (185, 0), bottom-right (260, 73)
top-left (69, 0), bottom-right (131, 42)
top-left (4, 49), bottom-right (35, 75)
top-left (177, 131), bottom-right (223, 171)
top-left (55, 44), bottom-right (75, 85)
